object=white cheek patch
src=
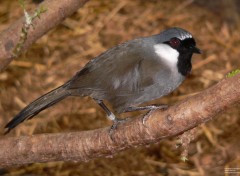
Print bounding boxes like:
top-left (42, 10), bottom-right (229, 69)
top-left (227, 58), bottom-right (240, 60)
top-left (154, 44), bottom-right (179, 69)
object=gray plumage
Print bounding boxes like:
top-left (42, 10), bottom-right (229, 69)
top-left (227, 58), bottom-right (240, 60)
top-left (5, 27), bottom-right (200, 132)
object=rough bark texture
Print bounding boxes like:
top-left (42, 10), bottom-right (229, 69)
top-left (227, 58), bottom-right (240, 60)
top-left (0, 74), bottom-right (239, 168)
top-left (0, 0), bottom-right (89, 72)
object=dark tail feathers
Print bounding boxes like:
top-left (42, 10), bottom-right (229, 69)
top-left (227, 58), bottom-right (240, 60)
top-left (5, 83), bottom-right (70, 133)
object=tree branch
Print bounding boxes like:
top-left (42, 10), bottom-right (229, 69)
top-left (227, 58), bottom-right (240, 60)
top-left (0, 74), bottom-right (239, 168)
top-left (0, 0), bottom-right (89, 72)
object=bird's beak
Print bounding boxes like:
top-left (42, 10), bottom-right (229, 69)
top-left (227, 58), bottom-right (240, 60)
top-left (192, 46), bottom-right (202, 54)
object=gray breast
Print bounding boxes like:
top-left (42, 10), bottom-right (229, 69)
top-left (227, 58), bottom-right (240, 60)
top-left (110, 62), bottom-right (185, 113)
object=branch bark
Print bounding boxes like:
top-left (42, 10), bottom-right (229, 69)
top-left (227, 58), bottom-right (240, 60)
top-left (0, 74), bottom-right (239, 168)
top-left (0, 0), bottom-right (89, 72)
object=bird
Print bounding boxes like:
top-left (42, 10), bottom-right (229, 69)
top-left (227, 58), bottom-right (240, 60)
top-left (5, 27), bottom-right (201, 134)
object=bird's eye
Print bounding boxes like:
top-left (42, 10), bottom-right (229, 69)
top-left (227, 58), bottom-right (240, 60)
top-left (169, 38), bottom-right (180, 48)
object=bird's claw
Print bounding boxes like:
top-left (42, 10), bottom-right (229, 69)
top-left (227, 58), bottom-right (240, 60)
top-left (142, 105), bottom-right (168, 125)
top-left (109, 117), bottom-right (128, 140)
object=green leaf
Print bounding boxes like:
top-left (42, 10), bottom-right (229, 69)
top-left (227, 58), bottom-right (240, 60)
top-left (226, 69), bottom-right (240, 78)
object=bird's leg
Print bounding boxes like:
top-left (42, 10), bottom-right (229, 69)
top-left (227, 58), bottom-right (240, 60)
top-left (124, 104), bottom-right (168, 125)
top-left (94, 99), bottom-right (127, 137)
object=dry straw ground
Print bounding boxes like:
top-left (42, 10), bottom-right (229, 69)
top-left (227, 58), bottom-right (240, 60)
top-left (0, 0), bottom-right (240, 175)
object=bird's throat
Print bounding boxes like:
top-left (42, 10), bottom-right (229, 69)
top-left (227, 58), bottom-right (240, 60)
top-left (177, 53), bottom-right (192, 76)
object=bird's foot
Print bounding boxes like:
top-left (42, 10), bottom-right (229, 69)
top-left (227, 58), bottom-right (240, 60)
top-left (142, 105), bottom-right (168, 125)
top-left (109, 117), bottom-right (128, 140)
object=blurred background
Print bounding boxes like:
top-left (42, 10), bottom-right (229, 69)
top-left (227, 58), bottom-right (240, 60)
top-left (0, 0), bottom-right (240, 175)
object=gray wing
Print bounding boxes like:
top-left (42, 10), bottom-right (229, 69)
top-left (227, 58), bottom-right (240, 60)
top-left (68, 37), bottom-right (168, 102)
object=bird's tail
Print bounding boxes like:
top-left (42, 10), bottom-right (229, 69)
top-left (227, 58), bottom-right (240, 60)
top-left (5, 83), bottom-right (71, 133)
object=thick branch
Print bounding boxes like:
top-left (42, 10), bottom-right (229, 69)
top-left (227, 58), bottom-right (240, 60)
top-left (0, 74), bottom-right (239, 168)
top-left (0, 0), bottom-right (89, 72)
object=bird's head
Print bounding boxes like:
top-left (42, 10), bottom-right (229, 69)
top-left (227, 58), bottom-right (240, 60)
top-left (154, 27), bottom-right (201, 76)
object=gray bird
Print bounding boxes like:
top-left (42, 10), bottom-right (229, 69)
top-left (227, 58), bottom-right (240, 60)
top-left (5, 27), bottom-right (201, 133)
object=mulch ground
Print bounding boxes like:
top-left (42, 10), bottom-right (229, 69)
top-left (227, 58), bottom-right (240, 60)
top-left (0, 0), bottom-right (240, 175)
